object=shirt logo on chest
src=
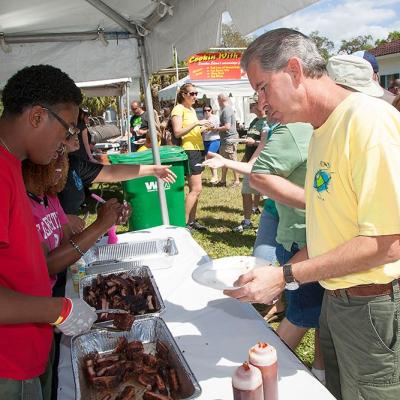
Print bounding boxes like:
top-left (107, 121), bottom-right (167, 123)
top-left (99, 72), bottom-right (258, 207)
top-left (72, 170), bottom-right (83, 191)
top-left (313, 161), bottom-right (334, 200)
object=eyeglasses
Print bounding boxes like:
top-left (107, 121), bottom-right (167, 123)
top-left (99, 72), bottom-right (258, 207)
top-left (41, 107), bottom-right (80, 139)
top-left (186, 91), bottom-right (198, 96)
top-left (204, 109), bottom-right (211, 112)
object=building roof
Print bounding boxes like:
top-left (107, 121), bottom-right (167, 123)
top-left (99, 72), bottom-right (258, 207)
top-left (370, 39), bottom-right (400, 57)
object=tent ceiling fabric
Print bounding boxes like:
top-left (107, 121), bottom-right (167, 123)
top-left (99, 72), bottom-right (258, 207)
top-left (0, 39), bottom-right (139, 84)
top-left (0, 0), bottom-right (318, 84)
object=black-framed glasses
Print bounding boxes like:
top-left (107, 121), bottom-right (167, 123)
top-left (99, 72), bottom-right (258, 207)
top-left (186, 91), bottom-right (198, 96)
top-left (41, 106), bottom-right (80, 139)
top-left (204, 108), bottom-right (211, 112)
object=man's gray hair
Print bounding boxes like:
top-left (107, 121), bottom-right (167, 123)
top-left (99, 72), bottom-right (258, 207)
top-left (217, 93), bottom-right (229, 101)
top-left (241, 28), bottom-right (326, 78)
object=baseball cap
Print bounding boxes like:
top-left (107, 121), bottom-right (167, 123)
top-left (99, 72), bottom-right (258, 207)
top-left (352, 50), bottom-right (379, 73)
top-left (327, 54), bottom-right (383, 97)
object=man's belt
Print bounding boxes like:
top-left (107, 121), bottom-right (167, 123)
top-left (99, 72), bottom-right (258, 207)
top-left (326, 279), bottom-right (400, 298)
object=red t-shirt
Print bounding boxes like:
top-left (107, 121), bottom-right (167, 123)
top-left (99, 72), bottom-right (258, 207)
top-left (0, 147), bottom-right (53, 379)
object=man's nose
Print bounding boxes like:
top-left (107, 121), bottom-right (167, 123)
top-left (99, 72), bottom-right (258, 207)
top-left (257, 96), bottom-right (269, 112)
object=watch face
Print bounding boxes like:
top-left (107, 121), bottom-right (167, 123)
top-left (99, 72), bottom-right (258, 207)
top-left (285, 281), bottom-right (300, 291)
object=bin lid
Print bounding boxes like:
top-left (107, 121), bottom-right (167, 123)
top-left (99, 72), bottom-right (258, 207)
top-left (108, 146), bottom-right (188, 165)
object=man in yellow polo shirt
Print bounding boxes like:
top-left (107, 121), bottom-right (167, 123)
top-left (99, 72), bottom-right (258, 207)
top-left (225, 29), bottom-right (400, 400)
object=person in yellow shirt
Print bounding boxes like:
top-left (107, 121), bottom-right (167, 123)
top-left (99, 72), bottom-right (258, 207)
top-left (137, 130), bottom-right (161, 152)
top-left (171, 83), bottom-right (211, 231)
top-left (225, 29), bottom-right (400, 400)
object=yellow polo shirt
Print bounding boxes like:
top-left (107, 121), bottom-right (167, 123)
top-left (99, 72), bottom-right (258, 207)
top-left (305, 93), bottom-right (400, 289)
top-left (171, 104), bottom-right (204, 150)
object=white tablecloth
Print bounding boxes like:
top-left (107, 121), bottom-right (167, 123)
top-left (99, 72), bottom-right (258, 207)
top-left (57, 225), bottom-right (335, 400)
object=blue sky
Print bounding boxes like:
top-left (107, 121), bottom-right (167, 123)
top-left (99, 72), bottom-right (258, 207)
top-left (249, 0), bottom-right (400, 50)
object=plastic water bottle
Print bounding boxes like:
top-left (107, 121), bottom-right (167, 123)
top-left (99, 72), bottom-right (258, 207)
top-left (70, 258), bottom-right (86, 293)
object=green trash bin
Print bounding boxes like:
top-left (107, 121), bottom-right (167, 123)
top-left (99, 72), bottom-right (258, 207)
top-left (108, 146), bottom-right (189, 231)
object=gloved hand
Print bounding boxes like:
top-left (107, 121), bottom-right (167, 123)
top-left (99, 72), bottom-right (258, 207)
top-left (57, 298), bottom-right (97, 336)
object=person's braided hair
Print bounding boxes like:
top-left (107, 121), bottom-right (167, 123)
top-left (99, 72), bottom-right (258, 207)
top-left (2, 64), bottom-right (82, 115)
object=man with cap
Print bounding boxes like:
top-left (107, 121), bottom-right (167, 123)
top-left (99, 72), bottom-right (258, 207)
top-left (224, 28), bottom-right (400, 400)
top-left (352, 50), bottom-right (395, 103)
top-left (326, 54), bottom-right (384, 97)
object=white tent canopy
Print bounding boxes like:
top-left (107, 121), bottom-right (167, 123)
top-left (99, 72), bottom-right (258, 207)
top-left (158, 75), bottom-right (254, 101)
top-left (0, 0), bottom-right (318, 83)
top-left (0, 0), bottom-right (318, 224)
top-left (76, 77), bottom-right (132, 97)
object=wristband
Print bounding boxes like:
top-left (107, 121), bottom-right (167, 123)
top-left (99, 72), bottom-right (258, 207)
top-left (51, 297), bottom-right (73, 326)
top-left (69, 239), bottom-right (85, 257)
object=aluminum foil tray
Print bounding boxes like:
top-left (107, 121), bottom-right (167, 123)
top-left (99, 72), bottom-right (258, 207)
top-left (71, 316), bottom-right (202, 400)
top-left (83, 237), bottom-right (178, 270)
top-left (79, 265), bottom-right (165, 325)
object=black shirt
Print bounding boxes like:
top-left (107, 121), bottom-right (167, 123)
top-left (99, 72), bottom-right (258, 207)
top-left (58, 154), bottom-right (103, 215)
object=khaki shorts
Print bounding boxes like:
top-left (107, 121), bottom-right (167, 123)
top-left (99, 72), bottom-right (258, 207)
top-left (241, 174), bottom-right (259, 195)
top-left (220, 142), bottom-right (237, 161)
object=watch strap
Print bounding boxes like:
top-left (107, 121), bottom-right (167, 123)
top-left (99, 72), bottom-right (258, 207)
top-left (283, 264), bottom-right (296, 284)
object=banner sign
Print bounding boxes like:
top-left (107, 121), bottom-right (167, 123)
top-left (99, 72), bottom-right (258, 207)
top-left (187, 51), bottom-right (242, 80)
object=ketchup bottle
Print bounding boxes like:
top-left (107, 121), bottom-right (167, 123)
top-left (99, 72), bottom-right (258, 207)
top-left (232, 361), bottom-right (264, 400)
top-left (249, 342), bottom-right (278, 400)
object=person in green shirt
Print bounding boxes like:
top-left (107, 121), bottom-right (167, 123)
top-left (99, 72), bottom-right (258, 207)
top-left (233, 99), bottom-right (266, 232)
top-left (250, 122), bottom-right (325, 379)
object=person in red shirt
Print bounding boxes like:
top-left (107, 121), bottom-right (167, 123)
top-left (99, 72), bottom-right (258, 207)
top-left (0, 65), bottom-right (99, 399)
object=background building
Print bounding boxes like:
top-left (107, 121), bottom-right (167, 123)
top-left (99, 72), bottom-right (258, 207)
top-left (370, 39), bottom-right (400, 89)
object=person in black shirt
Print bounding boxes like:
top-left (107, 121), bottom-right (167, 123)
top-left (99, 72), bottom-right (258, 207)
top-left (58, 134), bottom-right (176, 217)
top-left (70, 108), bottom-right (94, 162)
top-left (130, 101), bottom-right (149, 151)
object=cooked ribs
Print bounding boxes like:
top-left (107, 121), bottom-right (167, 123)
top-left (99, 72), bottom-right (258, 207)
top-left (83, 338), bottom-right (180, 399)
top-left (113, 313), bottom-right (135, 331)
top-left (143, 391), bottom-right (172, 400)
top-left (83, 273), bottom-right (158, 325)
top-left (116, 385), bottom-right (136, 400)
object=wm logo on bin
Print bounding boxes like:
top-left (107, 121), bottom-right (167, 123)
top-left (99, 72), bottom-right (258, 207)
top-left (145, 181), bottom-right (171, 192)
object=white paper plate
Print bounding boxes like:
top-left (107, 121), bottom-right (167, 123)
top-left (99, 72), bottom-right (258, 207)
top-left (192, 256), bottom-right (266, 290)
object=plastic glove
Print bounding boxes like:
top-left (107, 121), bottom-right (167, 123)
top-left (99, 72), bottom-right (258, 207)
top-left (57, 298), bottom-right (97, 336)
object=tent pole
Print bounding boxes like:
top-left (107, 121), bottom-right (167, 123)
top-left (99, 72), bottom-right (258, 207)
top-left (173, 46), bottom-right (179, 105)
top-left (118, 95), bottom-right (123, 135)
top-left (127, 83), bottom-right (131, 152)
top-left (137, 36), bottom-right (170, 226)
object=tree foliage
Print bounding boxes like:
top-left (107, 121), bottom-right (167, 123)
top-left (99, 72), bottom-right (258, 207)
top-left (220, 23), bottom-right (253, 48)
top-left (339, 34), bottom-right (374, 54)
top-left (309, 30), bottom-right (334, 61)
top-left (81, 95), bottom-right (116, 116)
top-left (375, 31), bottom-right (400, 46)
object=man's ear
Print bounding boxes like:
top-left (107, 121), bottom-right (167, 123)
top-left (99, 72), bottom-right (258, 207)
top-left (286, 57), bottom-right (303, 85)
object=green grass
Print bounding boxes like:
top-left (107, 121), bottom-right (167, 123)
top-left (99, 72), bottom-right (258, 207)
top-left (86, 145), bottom-right (315, 367)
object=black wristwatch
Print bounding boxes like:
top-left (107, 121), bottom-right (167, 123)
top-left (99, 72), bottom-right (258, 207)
top-left (283, 264), bottom-right (300, 290)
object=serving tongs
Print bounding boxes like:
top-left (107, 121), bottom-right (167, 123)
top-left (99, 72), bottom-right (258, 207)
top-left (95, 309), bottom-right (129, 314)
top-left (92, 309), bottom-right (131, 332)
